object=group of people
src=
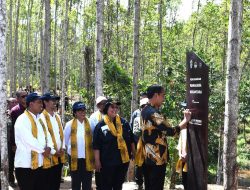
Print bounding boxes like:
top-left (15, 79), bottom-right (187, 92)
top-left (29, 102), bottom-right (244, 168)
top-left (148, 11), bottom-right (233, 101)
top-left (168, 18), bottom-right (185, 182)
top-left (6, 84), bottom-right (191, 190)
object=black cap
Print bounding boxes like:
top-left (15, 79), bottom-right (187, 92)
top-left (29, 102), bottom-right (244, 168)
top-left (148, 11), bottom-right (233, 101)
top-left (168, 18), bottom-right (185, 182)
top-left (41, 92), bottom-right (60, 101)
top-left (26, 93), bottom-right (41, 104)
top-left (72, 101), bottom-right (86, 112)
top-left (103, 98), bottom-right (121, 114)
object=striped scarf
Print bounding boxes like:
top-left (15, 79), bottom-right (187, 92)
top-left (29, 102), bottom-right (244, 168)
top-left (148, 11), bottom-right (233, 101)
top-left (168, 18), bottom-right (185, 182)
top-left (104, 115), bottom-right (130, 163)
top-left (70, 118), bottom-right (95, 171)
top-left (25, 110), bottom-right (51, 169)
top-left (42, 110), bottom-right (66, 165)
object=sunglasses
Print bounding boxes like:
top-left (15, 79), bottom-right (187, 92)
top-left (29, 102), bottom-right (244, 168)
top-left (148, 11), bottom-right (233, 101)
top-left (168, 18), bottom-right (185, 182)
top-left (21, 95), bottom-right (27, 98)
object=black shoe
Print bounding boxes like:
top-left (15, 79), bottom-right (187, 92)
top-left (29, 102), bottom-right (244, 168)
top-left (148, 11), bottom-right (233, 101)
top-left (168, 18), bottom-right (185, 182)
top-left (9, 182), bottom-right (17, 188)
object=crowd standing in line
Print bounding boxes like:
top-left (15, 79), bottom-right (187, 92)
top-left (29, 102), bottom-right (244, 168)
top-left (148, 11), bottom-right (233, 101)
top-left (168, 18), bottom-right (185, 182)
top-left (7, 84), bottom-right (191, 190)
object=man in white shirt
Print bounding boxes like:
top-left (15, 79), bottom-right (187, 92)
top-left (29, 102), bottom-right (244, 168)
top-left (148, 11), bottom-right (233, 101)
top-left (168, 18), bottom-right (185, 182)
top-left (89, 96), bottom-right (107, 190)
top-left (14, 92), bottom-right (54, 190)
top-left (40, 93), bottom-right (65, 190)
top-left (89, 96), bottom-right (107, 132)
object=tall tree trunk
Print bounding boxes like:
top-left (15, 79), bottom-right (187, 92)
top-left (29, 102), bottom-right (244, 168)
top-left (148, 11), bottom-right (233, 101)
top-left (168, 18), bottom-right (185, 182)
top-left (158, 0), bottom-right (163, 79)
top-left (0, 0), bottom-right (8, 188)
top-left (18, 30), bottom-right (23, 88)
top-left (116, 0), bottom-right (120, 63)
top-left (61, 0), bottom-right (69, 125)
top-left (124, 0), bottom-right (131, 70)
top-left (39, 0), bottom-right (44, 89)
top-left (12, 0), bottom-right (20, 93)
top-left (192, 0), bottom-right (201, 48)
top-left (95, 0), bottom-right (104, 99)
top-left (223, 1), bottom-right (243, 190)
top-left (8, 0), bottom-right (13, 96)
top-left (53, 0), bottom-right (58, 92)
top-left (131, 0), bottom-right (140, 113)
top-left (25, 0), bottom-right (33, 88)
top-left (42, 0), bottom-right (51, 93)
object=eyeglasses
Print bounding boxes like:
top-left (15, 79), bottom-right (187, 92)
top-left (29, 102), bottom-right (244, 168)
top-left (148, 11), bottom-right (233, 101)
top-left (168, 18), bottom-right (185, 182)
top-left (21, 95), bottom-right (27, 98)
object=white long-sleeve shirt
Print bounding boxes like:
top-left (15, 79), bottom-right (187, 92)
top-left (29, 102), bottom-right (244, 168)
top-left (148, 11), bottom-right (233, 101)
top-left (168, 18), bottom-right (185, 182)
top-left (40, 112), bottom-right (65, 152)
top-left (14, 111), bottom-right (54, 168)
top-left (64, 119), bottom-right (90, 158)
top-left (89, 110), bottom-right (103, 133)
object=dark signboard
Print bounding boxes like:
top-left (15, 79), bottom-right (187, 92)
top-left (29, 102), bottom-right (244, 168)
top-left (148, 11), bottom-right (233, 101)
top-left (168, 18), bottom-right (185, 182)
top-left (186, 51), bottom-right (209, 190)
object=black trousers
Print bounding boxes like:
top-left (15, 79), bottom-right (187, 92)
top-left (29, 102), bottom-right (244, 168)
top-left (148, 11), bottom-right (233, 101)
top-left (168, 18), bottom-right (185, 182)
top-left (101, 163), bottom-right (129, 190)
top-left (143, 164), bottom-right (166, 190)
top-left (135, 165), bottom-right (143, 186)
top-left (7, 145), bottom-right (15, 183)
top-left (95, 171), bottom-right (102, 190)
top-left (182, 163), bottom-right (188, 190)
top-left (69, 156), bottom-right (92, 190)
top-left (47, 163), bottom-right (63, 190)
top-left (15, 167), bottom-right (47, 190)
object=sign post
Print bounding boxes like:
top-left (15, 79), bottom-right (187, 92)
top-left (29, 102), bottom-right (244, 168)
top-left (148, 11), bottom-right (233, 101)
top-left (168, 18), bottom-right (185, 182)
top-left (186, 51), bottom-right (209, 190)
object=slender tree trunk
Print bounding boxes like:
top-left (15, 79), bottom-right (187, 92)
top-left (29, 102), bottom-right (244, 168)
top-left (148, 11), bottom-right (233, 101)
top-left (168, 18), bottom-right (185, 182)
top-left (95, 0), bottom-right (104, 99)
top-left (216, 121), bottom-right (223, 185)
top-left (53, 0), bottom-right (58, 92)
top-left (158, 0), bottom-right (163, 78)
top-left (39, 0), bottom-right (44, 89)
top-left (8, 0), bottom-right (13, 96)
top-left (61, 0), bottom-right (69, 125)
top-left (131, 0), bottom-right (140, 113)
top-left (25, 0), bottom-right (33, 88)
top-left (0, 0), bottom-right (8, 188)
top-left (42, 0), bottom-right (51, 93)
top-left (18, 30), bottom-right (23, 88)
top-left (116, 0), bottom-right (120, 63)
top-left (223, 1), bottom-right (243, 190)
top-left (12, 0), bottom-right (20, 93)
top-left (124, 0), bottom-right (131, 70)
top-left (192, 0), bottom-right (201, 48)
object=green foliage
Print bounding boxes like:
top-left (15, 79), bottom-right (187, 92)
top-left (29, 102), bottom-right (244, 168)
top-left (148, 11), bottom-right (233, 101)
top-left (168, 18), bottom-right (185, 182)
top-left (103, 59), bottom-right (132, 119)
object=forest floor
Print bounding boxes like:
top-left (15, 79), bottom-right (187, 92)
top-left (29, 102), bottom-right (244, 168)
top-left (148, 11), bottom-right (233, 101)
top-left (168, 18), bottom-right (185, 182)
top-left (9, 173), bottom-right (250, 190)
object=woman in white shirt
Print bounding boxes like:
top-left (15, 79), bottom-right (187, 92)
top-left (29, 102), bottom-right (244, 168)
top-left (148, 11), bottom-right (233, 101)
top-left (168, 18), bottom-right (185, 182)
top-left (64, 101), bottom-right (94, 190)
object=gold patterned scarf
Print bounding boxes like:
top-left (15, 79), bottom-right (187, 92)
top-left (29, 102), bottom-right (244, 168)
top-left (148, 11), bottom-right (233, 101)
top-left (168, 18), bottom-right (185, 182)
top-left (135, 137), bottom-right (145, 166)
top-left (25, 110), bottom-right (51, 169)
top-left (70, 118), bottom-right (95, 171)
top-left (97, 111), bottom-right (102, 122)
top-left (104, 115), bottom-right (130, 163)
top-left (42, 110), bottom-right (66, 165)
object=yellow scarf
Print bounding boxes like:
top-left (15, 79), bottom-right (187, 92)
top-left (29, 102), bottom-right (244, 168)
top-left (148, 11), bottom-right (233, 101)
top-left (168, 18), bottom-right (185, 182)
top-left (104, 115), bottom-right (130, 163)
top-left (97, 111), bottom-right (102, 122)
top-left (135, 117), bottom-right (145, 166)
top-left (25, 110), bottom-right (51, 169)
top-left (135, 137), bottom-right (145, 166)
top-left (176, 159), bottom-right (187, 173)
top-left (42, 110), bottom-right (66, 165)
top-left (70, 118), bottom-right (95, 171)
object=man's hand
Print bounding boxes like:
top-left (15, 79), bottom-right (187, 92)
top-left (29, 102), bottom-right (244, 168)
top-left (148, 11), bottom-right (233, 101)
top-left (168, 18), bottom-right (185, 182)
top-left (42, 147), bottom-right (51, 157)
top-left (183, 109), bottom-right (192, 123)
top-left (55, 148), bottom-right (65, 157)
top-left (179, 109), bottom-right (192, 129)
top-left (95, 160), bottom-right (102, 172)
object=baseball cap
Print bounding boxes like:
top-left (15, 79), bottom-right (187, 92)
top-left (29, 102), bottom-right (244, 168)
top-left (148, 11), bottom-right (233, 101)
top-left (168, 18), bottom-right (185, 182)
top-left (96, 96), bottom-right (107, 105)
top-left (26, 93), bottom-right (42, 104)
top-left (72, 101), bottom-right (86, 112)
top-left (41, 92), bottom-right (60, 101)
top-left (140, 98), bottom-right (148, 106)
